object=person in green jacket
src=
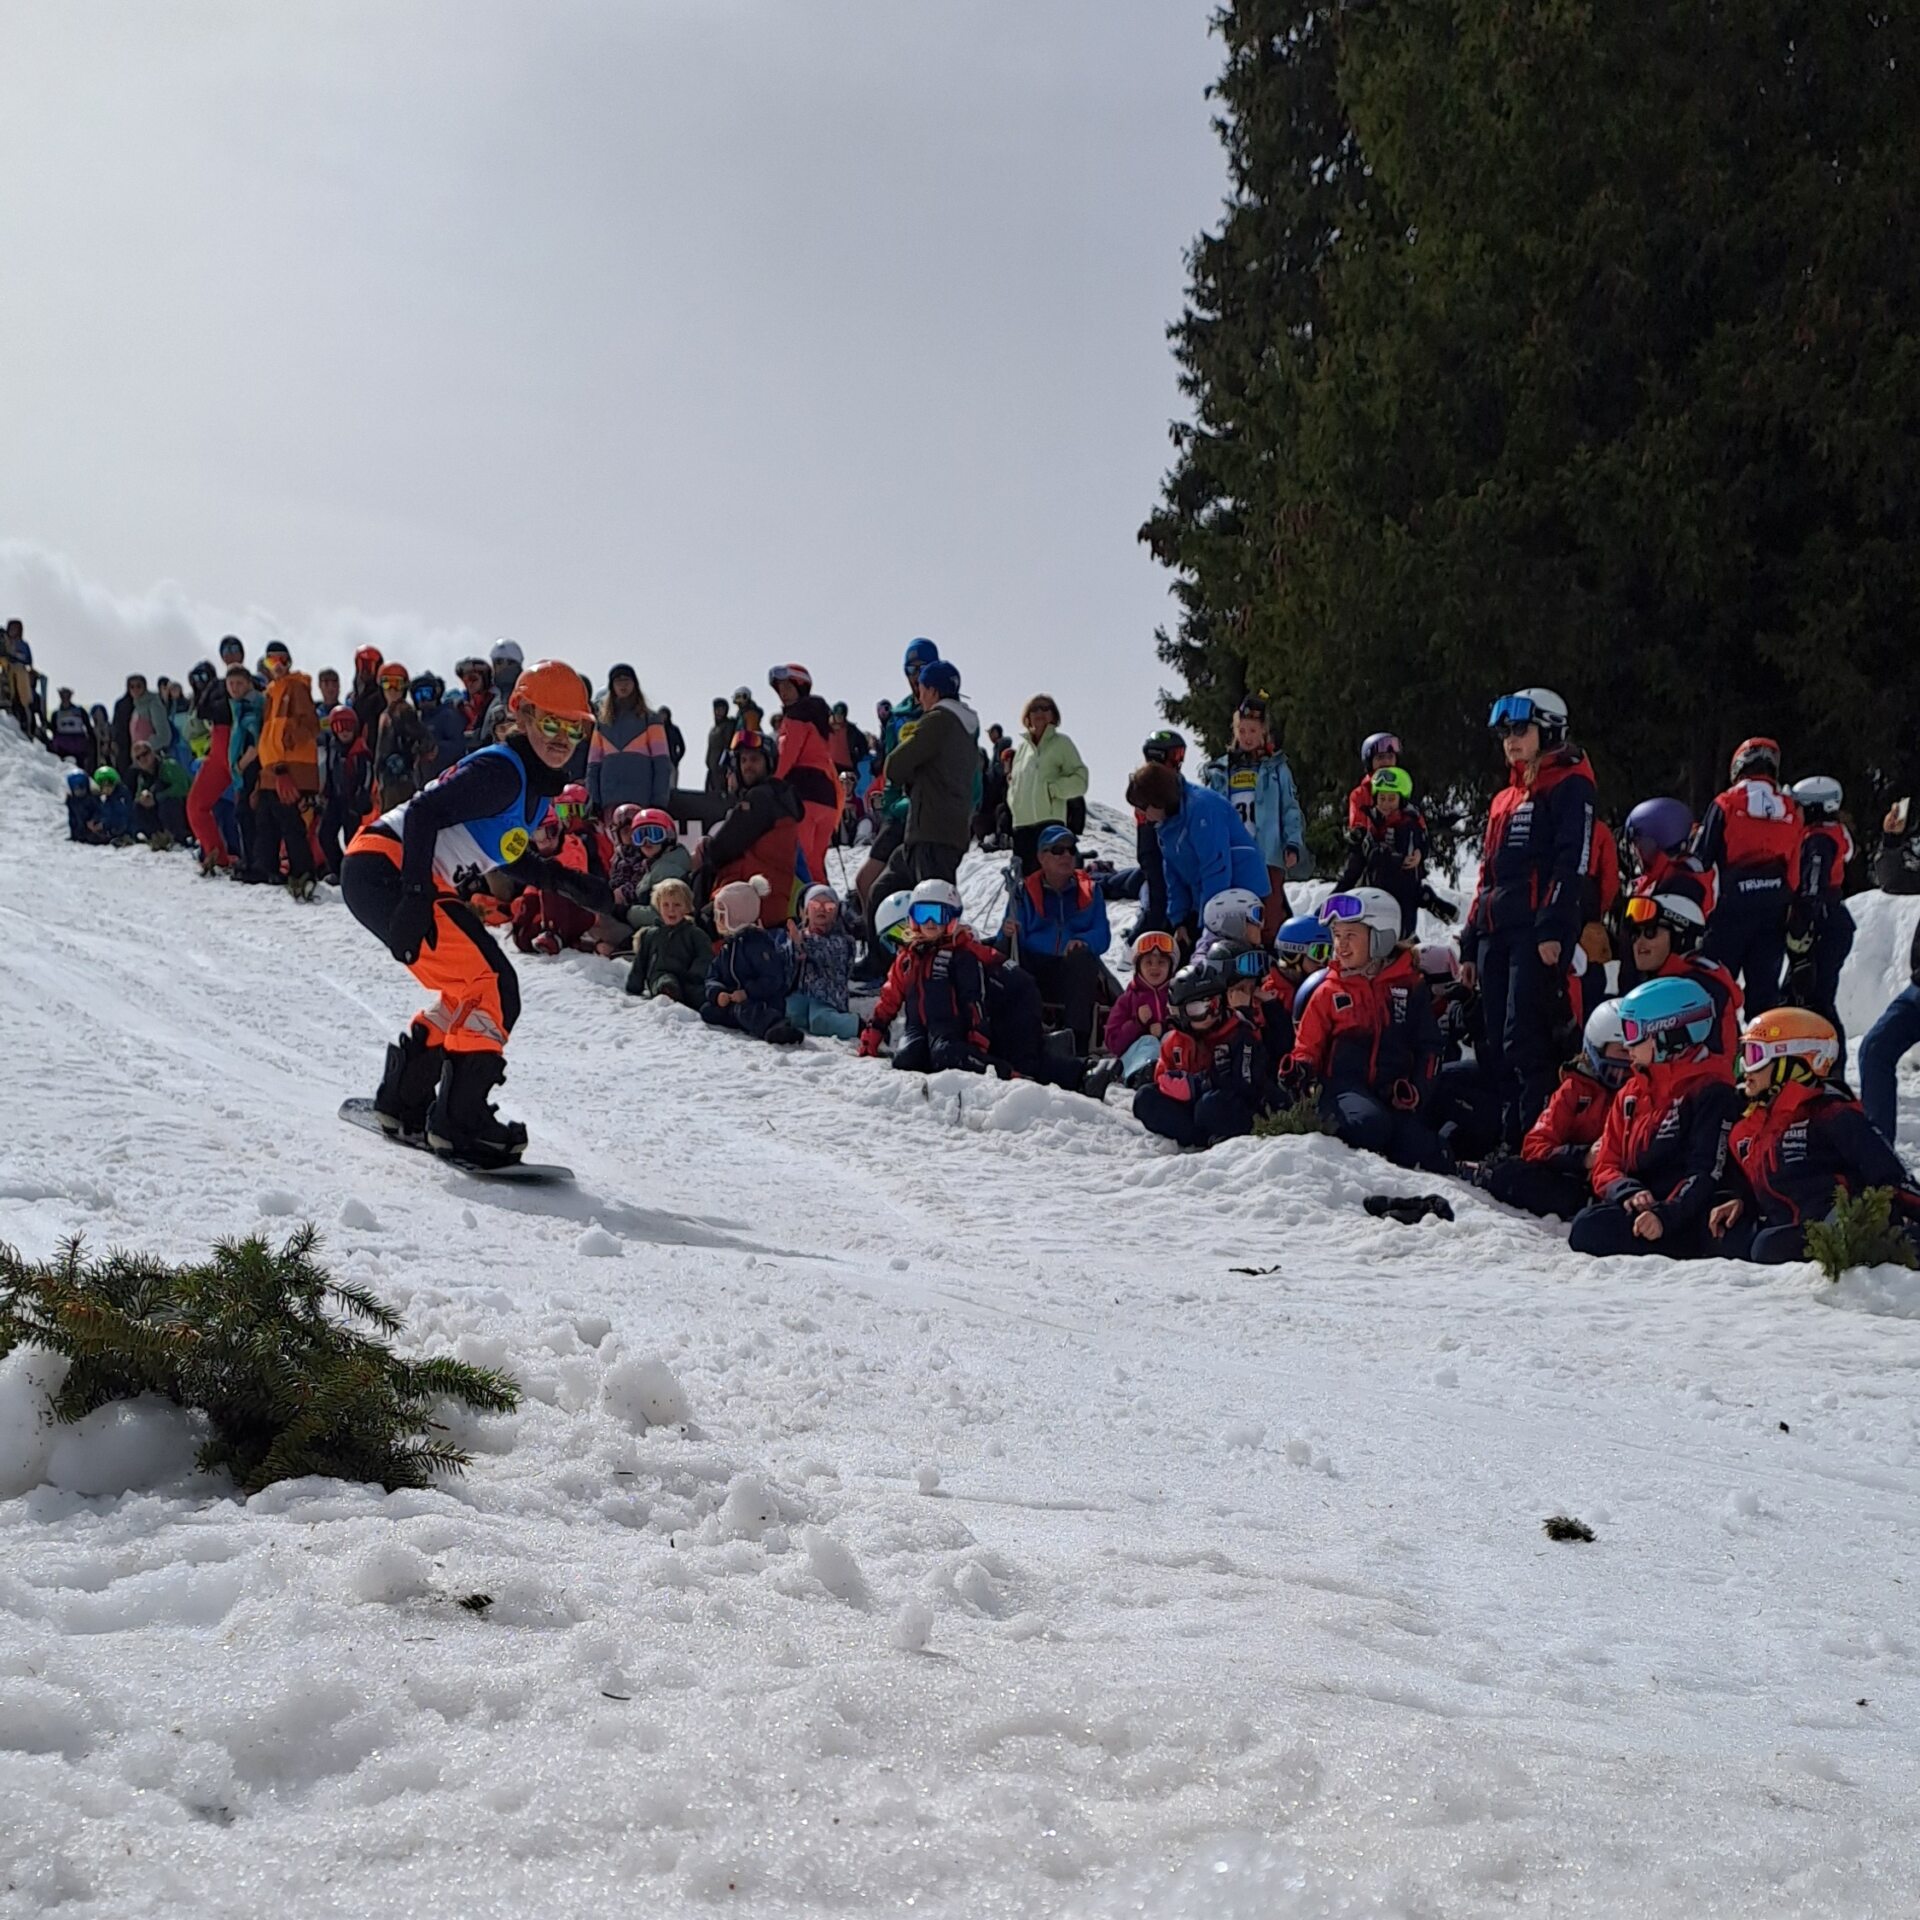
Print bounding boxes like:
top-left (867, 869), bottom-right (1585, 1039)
top-left (128, 739), bottom-right (193, 846)
top-left (1007, 694), bottom-right (1090, 875)
top-left (625, 879), bottom-right (714, 1003)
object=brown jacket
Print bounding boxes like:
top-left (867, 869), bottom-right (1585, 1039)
top-left (259, 672), bottom-right (320, 793)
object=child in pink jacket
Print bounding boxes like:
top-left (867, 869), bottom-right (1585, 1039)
top-left (1103, 931), bottom-right (1177, 1087)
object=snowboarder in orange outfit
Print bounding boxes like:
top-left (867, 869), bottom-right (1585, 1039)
top-left (340, 659), bottom-right (608, 1164)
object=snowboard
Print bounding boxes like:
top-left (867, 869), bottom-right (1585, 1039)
top-left (337, 1099), bottom-right (574, 1183)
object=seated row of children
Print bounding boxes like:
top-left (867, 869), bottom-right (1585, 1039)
top-left (1098, 878), bottom-right (1919, 1262)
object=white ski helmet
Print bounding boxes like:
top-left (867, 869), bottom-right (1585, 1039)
top-left (875, 888), bottom-right (916, 947)
top-left (1790, 775), bottom-right (1843, 819)
top-left (909, 878), bottom-right (963, 916)
top-left (1327, 887), bottom-right (1402, 963)
top-left (1202, 887), bottom-right (1266, 942)
top-left (1581, 1000), bottom-right (1631, 1087)
top-left (1489, 686), bottom-right (1569, 746)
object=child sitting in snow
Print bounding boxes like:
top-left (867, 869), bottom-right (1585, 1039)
top-left (1102, 929), bottom-right (1176, 1090)
top-left (703, 876), bottom-right (803, 1045)
top-left (65, 769), bottom-right (102, 843)
top-left (625, 877), bottom-right (712, 1003)
top-left (90, 767), bottom-right (135, 843)
top-left (1133, 950), bottom-right (1271, 1149)
top-left (859, 880), bottom-right (989, 1074)
top-left (608, 806), bottom-right (693, 932)
top-left (785, 884), bottom-right (858, 1039)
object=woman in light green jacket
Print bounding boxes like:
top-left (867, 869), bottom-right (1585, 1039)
top-left (1007, 694), bottom-right (1090, 874)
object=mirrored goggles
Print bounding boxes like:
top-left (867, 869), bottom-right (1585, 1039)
top-left (908, 901), bottom-right (958, 929)
top-left (530, 713), bottom-right (591, 744)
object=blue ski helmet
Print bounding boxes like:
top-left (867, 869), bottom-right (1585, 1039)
top-left (1616, 976), bottom-right (1716, 1059)
top-left (1275, 914), bottom-right (1331, 966)
top-left (66, 769), bottom-right (91, 794)
top-left (1292, 966), bottom-right (1330, 1020)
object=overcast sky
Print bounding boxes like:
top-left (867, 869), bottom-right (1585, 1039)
top-left (0, 1), bottom-right (1225, 792)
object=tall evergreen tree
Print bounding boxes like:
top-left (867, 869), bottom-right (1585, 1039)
top-left (1147, 2), bottom-right (1920, 849)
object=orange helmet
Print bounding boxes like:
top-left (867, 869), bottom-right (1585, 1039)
top-left (508, 659), bottom-right (593, 725)
top-left (1739, 1007), bottom-right (1839, 1087)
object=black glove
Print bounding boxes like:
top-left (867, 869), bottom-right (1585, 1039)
top-left (552, 867), bottom-right (615, 915)
top-left (387, 884), bottom-right (439, 966)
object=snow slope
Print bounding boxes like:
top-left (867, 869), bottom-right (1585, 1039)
top-left (4, 717), bottom-right (1920, 1919)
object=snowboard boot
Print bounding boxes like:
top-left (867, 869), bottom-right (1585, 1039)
top-left (1080, 1055), bottom-right (1124, 1105)
top-left (427, 1052), bottom-right (528, 1167)
top-left (373, 1023), bottom-right (444, 1142)
top-left (764, 1021), bottom-right (804, 1047)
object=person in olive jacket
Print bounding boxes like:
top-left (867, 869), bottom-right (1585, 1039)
top-left (880, 658), bottom-right (980, 888)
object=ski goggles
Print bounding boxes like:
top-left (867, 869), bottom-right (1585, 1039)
top-left (908, 901), bottom-right (959, 928)
top-left (1132, 931), bottom-right (1177, 960)
top-left (1487, 694), bottom-right (1545, 736)
top-left (1622, 894), bottom-right (1665, 925)
top-left (879, 920), bottom-right (915, 949)
top-left (528, 713), bottom-right (591, 744)
top-left (1320, 893), bottom-right (1368, 922)
top-left (634, 822), bottom-right (673, 847)
top-left (1616, 1006), bottom-right (1688, 1046)
top-left (1216, 946), bottom-right (1270, 980)
top-left (379, 670), bottom-right (410, 690)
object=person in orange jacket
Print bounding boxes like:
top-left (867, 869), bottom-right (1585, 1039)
top-left (252, 640), bottom-right (320, 897)
top-left (1474, 1002), bottom-right (1627, 1220)
top-left (769, 664), bottom-right (841, 891)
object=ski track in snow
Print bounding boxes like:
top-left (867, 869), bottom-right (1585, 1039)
top-left (4, 719), bottom-right (1920, 1918)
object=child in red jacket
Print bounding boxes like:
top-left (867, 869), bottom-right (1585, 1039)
top-left (1709, 1009), bottom-right (1920, 1264)
top-left (1290, 889), bottom-right (1449, 1173)
top-left (1475, 1002), bottom-right (1627, 1220)
top-left (1567, 977), bottom-right (1741, 1258)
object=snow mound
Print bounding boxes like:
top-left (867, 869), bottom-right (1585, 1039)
top-left (45, 1395), bottom-right (204, 1497)
top-left (574, 1222), bottom-right (622, 1258)
top-left (345, 1539), bottom-right (435, 1604)
top-left (0, 1346), bottom-right (69, 1498)
top-left (600, 1355), bottom-right (691, 1431)
top-left (1838, 888), bottom-right (1920, 1050)
top-left (1820, 1261), bottom-right (1920, 1320)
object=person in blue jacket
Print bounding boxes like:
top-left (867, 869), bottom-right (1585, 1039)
top-left (1007, 825), bottom-right (1112, 1054)
top-left (1125, 759), bottom-right (1269, 949)
top-left (701, 877), bottom-right (803, 1045)
top-left (1203, 694), bottom-right (1309, 928)
top-left (90, 766), bottom-right (135, 841)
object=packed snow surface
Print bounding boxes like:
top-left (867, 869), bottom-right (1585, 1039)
top-left (4, 717), bottom-right (1920, 1917)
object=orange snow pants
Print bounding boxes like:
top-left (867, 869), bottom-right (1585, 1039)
top-left (341, 832), bottom-right (519, 1054)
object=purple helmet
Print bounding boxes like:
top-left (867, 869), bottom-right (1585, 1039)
top-left (1624, 797), bottom-right (1694, 856)
top-left (1361, 731), bottom-right (1401, 773)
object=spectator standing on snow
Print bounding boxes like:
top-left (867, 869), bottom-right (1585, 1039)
top-left (879, 657), bottom-right (979, 890)
top-left (1124, 757), bottom-right (1268, 951)
top-left (1007, 694), bottom-right (1090, 876)
top-left (586, 664), bottom-right (674, 814)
